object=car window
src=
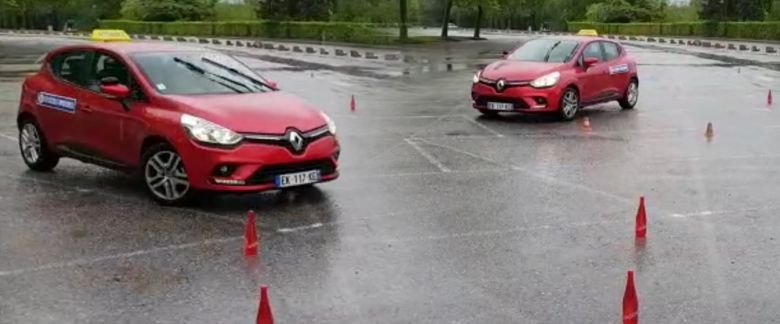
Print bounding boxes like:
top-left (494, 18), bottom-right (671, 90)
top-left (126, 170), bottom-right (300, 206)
top-left (132, 51), bottom-right (274, 95)
top-left (582, 42), bottom-right (605, 61)
top-left (50, 51), bottom-right (93, 86)
top-left (508, 39), bottom-right (579, 63)
top-left (93, 53), bottom-right (130, 87)
top-left (602, 42), bottom-right (621, 61)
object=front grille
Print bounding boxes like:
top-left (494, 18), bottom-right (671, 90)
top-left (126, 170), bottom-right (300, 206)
top-left (474, 96), bottom-right (529, 109)
top-left (246, 159), bottom-right (337, 185)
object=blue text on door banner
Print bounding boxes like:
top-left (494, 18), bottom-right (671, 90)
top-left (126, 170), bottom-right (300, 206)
top-left (37, 92), bottom-right (77, 113)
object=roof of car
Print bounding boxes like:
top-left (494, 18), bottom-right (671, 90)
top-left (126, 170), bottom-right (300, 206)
top-left (63, 41), bottom-right (210, 54)
top-left (537, 35), bottom-right (612, 43)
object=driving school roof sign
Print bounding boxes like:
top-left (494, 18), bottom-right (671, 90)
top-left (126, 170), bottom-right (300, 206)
top-left (91, 29), bottom-right (131, 42)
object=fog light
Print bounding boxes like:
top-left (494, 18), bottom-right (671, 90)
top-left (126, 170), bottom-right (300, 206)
top-left (333, 150), bottom-right (341, 161)
top-left (212, 164), bottom-right (236, 177)
top-left (213, 178), bottom-right (246, 185)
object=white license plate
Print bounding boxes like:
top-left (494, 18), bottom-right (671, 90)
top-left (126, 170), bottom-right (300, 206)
top-left (487, 102), bottom-right (514, 111)
top-left (275, 170), bottom-right (321, 188)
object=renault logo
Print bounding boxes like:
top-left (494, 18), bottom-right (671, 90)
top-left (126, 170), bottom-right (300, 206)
top-left (496, 79), bottom-right (506, 92)
top-left (288, 131), bottom-right (304, 152)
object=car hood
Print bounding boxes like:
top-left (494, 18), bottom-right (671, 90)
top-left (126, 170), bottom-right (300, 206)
top-left (481, 60), bottom-right (563, 81)
top-left (169, 92), bottom-right (326, 134)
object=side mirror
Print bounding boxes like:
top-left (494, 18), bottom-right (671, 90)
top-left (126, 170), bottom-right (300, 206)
top-left (101, 83), bottom-right (130, 99)
top-left (583, 57), bottom-right (600, 68)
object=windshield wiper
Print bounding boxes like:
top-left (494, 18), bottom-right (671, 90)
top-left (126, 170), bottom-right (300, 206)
top-left (543, 41), bottom-right (562, 62)
top-left (173, 56), bottom-right (251, 94)
top-left (201, 57), bottom-right (271, 89)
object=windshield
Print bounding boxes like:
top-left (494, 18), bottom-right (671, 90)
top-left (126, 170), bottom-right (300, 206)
top-left (131, 51), bottom-right (273, 95)
top-left (508, 39), bottom-right (579, 63)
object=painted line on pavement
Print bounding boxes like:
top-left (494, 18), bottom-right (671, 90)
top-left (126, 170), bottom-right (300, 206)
top-left (0, 132), bottom-right (17, 142)
top-left (277, 222), bottom-right (324, 233)
top-left (0, 236), bottom-right (242, 277)
top-left (404, 138), bottom-right (451, 173)
top-left (460, 114), bottom-right (504, 138)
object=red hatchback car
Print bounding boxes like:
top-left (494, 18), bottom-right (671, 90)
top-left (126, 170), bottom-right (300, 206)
top-left (17, 42), bottom-right (339, 205)
top-left (471, 36), bottom-right (639, 120)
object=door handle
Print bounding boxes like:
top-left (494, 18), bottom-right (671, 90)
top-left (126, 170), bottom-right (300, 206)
top-left (81, 104), bottom-right (93, 113)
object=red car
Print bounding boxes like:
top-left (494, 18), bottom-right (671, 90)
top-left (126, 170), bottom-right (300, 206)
top-left (471, 36), bottom-right (639, 120)
top-left (17, 42), bottom-right (339, 205)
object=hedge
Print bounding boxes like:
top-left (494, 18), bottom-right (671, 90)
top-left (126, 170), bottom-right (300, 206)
top-left (567, 21), bottom-right (780, 40)
top-left (99, 20), bottom-right (395, 44)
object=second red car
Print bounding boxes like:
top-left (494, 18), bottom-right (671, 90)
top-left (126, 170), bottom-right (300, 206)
top-left (472, 36), bottom-right (639, 120)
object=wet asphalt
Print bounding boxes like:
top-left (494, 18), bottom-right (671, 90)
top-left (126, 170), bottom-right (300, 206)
top-left (1, 33), bottom-right (780, 323)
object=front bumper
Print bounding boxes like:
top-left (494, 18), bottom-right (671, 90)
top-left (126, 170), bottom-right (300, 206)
top-left (176, 135), bottom-right (340, 192)
top-left (471, 82), bottom-right (565, 113)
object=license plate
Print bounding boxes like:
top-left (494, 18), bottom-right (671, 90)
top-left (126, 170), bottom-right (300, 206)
top-left (274, 170), bottom-right (321, 188)
top-left (487, 102), bottom-right (514, 111)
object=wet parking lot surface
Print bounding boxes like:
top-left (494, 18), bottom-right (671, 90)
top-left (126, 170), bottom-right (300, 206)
top-left (1, 34), bottom-right (780, 323)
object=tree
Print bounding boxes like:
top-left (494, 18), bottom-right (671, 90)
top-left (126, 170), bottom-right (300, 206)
top-left (400, 0), bottom-right (408, 40)
top-left (440, 0), bottom-right (453, 38)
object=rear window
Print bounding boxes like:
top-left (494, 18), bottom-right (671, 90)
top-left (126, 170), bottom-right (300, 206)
top-left (603, 42), bottom-right (621, 61)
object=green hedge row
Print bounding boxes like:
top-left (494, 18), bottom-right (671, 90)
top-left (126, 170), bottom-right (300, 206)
top-left (99, 20), bottom-right (395, 44)
top-left (567, 21), bottom-right (780, 40)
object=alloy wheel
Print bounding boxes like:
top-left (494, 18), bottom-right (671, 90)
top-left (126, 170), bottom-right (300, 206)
top-left (144, 150), bottom-right (190, 202)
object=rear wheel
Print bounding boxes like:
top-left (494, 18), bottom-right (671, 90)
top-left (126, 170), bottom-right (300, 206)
top-left (558, 87), bottom-right (579, 121)
top-left (141, 143), bottom-right (195, 206)
top-left (619, 79), bottom-right (639, 109)
top-left (19, 119), bottom-right (59, 171)
top-left (478, 109), bottom-right (499, 117)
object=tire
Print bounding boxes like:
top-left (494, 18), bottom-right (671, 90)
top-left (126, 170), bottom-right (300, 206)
top-left (19, 118), bottom-right (59, 171)
top-left (619, 79), bottom-right (639, 110)
top-left (558, 87), bottom-right (579, 121)
top-left (141, 142), bottom-right (195, 206)
top-left (478, 109), bottom-right (499, 117)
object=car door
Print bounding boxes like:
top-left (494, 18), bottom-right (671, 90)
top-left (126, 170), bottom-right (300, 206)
top-left (577, 41), bottom-right (609, 103)
top-left (76, 51), bottom-right (147, 167)
top-left (601, 41), bottom-right (630, 98)
top-left (36, 50), bottom-right (94, 148)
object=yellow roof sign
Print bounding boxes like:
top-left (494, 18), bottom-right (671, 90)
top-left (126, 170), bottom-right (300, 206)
top-left (91, 29), bottom-right (131, 42)
top-left (577, 29), bottom-right (599, 36)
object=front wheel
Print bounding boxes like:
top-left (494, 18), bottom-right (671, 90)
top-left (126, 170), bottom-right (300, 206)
top-left (19, 119), bottom-right (59, 171)
top-left (558, 87), bottom-right (579, 121)
top-left (141, 143), bottom-right (195, 206)
top-left (619, 79), bottom-right (639, 109)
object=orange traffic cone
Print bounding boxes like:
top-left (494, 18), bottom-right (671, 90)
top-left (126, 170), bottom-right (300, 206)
top-left (350, 95), bottom-right (356, 112)
top-left (256, 285), bottom-right (274, 324)
top-left (705, 122), bottom-right (714, 140)
top-left (244, 210), bottom-right (259, 257)
top-left (635, 197), bottom-right (647, 239)
top-left (622, 271), bottom-right (639, 324)
top-left (581, 117), bottom-right (592, 133)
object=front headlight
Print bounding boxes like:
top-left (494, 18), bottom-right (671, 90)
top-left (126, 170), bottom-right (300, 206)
top-left (180, 114), bottom-right (242, 146)
top-left (472, 70), bottom-right (482, 83)
top-left (530, 71), bottom-right (561, 88)
top-left (321, 112), bottom-right (336, 135)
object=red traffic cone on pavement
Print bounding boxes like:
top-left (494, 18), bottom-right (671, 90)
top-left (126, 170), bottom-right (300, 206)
top-left (768, 90), bottom-right (773, 106)
top-left (623, 271), bottom-right (639, 324)
top-left (350, 95), bottom-right (356, 112)
top-left (581, 117), bottom-right (592, 133)
top-left (635, 196), bottom-right (647, 239)
top-left (244, 210), bottom-right (259, 257)
top-left (704, 122), bottom-right (714, 141)
top-left (257, 285), bottom-right (274, 324)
